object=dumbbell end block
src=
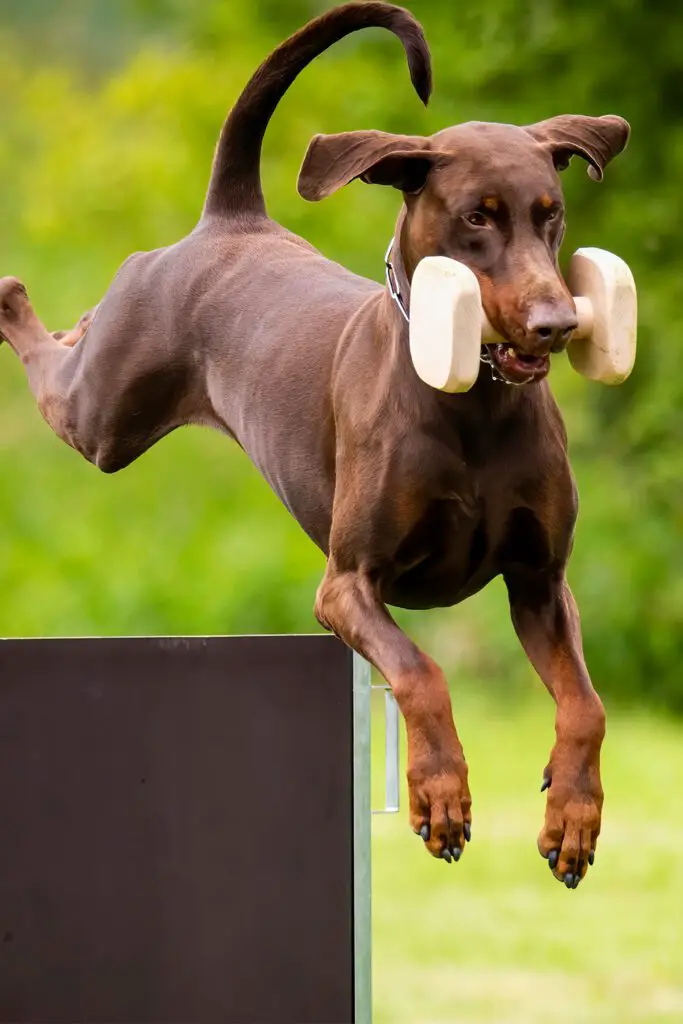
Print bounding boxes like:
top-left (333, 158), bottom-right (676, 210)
top-left (567, 247), bottom-right (637, 384)
top-left (409, 257), bottom-right (482, 393)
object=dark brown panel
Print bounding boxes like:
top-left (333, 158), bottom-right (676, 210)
top-left (0, 635), bottom-right (355, 1024)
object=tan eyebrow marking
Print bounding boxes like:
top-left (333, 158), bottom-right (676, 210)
top-left (482, 195), bottom-right (499, 212)
top-left (539, 193), bottom-right (555, 208)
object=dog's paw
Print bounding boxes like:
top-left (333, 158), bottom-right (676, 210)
top-left (0, 277), bottom-right (29, 338)
top-left (537, 759), bottom-right (602, 888)
top-left (408, 754), bottom-right (472, 863)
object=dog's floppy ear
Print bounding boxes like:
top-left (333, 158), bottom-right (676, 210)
top-left (524, 114), bottom-right (630, 181)
top-left (298, 130), bottom-right (437, 200)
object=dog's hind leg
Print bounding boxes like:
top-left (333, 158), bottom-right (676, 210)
top-left (316, 560), bottom-right (472, 863)
top-left (0, 277), bottom-right (88, 447)
top-left (51, 307), bottom-right (98, 348)
top-left (0, 275), bottom-right (194, 472)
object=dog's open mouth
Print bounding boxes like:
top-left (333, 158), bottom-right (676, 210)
top-left (485, 343), bottom-right (550, 385)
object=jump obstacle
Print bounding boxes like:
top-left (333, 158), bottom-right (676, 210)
top-left (0, 634), bottom-right (393, 1024)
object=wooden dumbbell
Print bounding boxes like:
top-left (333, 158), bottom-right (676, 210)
top-left (409, 247), bottom-right (637, 393)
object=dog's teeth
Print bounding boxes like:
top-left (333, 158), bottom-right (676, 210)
top-left (507, 346), bottom-right (516, 357)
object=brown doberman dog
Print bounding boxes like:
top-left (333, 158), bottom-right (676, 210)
top-left (0, 3), bottom-right (629, 887)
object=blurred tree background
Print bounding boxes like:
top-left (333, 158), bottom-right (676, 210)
top-left (1, 0), bottom-right (681, 714)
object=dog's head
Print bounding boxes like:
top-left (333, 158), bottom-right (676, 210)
top-left (298, 114), bottom-right (629, 384)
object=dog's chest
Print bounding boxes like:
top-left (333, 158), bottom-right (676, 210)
top-left (385, 450), bottom-right (556, 611)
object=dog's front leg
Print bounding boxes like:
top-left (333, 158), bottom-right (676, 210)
top-left (317, 561), bottom-right (472, 862)
top-left (505, 569), bottom-right (605, 887)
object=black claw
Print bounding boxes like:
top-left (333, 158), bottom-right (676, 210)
top-left (548, 850), bottom-right (559, 870)
top-left (572, 875), bottom-right (580, 889)
top-left (540, 776), bottom-right (552, 793)
top-left (420, 824), bottom-right (430, 842)
top-left (564, 872), bottom-right (574, 888)
top-left (463, 822), bottom-right (472, 843)
top-left (588, 849), bottom-right (595, 866)
top-left (441, 849), bottom-right (452, 863)
top-left (453, 847), bottom-right (462, 862)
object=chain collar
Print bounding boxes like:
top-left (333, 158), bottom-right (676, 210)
top-left (384, 238), bottom-right (529, 387)
top-left (479, 345), bottom-right (529, 387)
top-left (384, 239), bottom-right (410, 323)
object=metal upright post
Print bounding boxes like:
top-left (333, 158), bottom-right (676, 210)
top-left (353, 652), bottom-right (372, 1024)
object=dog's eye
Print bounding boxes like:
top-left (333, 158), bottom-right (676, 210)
top-left (545, 206), bottom-right (562, 223)
top-left (464, 211), bottom-right (488, 228)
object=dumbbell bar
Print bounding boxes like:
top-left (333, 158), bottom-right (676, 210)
top-left (409, 247), bottom-right (637, 393)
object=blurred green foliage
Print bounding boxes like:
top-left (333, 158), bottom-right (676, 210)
top-left (1, 0), bottom-right (682, 709)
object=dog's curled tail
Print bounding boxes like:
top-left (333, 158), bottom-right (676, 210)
top-left (203, 2), bottom-right (432, 219)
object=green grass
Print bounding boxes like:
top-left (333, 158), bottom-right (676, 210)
top-left (371, 687), bottom-right (683, 1023)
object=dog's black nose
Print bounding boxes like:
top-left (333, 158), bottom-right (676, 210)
top-left (527, 305), bottom-right (578, 351)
